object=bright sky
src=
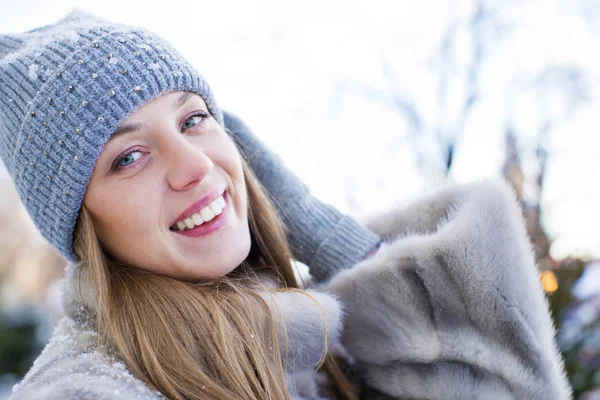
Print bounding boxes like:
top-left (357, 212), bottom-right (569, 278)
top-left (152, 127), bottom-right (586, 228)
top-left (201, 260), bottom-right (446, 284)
top-left (1, 0), bottom-right (599, 260)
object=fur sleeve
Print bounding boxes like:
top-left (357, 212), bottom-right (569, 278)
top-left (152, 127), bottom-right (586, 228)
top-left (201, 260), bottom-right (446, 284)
top-left (327, 180), bottom-right (572, 400)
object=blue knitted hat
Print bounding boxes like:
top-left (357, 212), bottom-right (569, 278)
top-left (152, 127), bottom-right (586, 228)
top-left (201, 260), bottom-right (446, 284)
top-left (0, 11), bottom-right (223, 262)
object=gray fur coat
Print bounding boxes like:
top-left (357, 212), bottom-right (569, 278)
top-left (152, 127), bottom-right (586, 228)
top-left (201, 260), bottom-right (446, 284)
top-left (10, 181), bottom-right (571, 399)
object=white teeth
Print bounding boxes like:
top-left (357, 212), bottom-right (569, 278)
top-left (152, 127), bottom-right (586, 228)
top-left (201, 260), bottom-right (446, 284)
top-left (209, 202), bottom-right (223, 215)
top-left (191, 214), bottom-right (204, 225)
top-left (200, 207), bottom-right (215, 222)
top-left (173, 194), bottom-right (226, 230)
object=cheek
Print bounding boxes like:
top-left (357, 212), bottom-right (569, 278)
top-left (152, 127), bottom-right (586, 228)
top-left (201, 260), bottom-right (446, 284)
top-left (219, 138), bottom-right (245, 181)
top-left (227, 153), bottom-right (247, 207)
top-left (86, 179), bottom-right (162, 251)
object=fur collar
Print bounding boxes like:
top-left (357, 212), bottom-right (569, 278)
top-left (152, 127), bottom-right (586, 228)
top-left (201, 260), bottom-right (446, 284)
top-left (60, 259), bottom-right (343, 399)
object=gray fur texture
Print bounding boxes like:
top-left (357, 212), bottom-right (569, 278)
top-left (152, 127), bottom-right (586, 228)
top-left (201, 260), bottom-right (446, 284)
top-left (328, 180), bottom-right (571, 399)
top-left (10, 180), bottom-right (571, 399)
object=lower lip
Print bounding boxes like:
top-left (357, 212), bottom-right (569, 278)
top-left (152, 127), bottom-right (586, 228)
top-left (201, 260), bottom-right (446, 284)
top-left (172, 192), bottom-right (230, 238)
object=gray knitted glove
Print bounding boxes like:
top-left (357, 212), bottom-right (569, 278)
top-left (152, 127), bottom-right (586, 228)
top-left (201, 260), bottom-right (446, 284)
top-left (223, 111), bottom-right (381, 282)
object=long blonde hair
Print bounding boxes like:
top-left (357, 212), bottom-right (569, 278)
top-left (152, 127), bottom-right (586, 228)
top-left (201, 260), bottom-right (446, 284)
top-left (73, 157), bottom-right (356, 400)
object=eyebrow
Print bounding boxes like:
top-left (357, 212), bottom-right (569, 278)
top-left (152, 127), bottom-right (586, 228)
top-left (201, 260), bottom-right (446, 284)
top-left (109, 92), bottom-right (195, 140)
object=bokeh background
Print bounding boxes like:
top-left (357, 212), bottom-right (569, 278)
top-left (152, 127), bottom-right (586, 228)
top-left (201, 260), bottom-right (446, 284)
top-left (1, 0), bottom-right (599, 398)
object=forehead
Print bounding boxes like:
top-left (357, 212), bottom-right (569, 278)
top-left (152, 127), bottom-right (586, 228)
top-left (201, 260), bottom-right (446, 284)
top-left (128, 91), bottom-right (204, 117)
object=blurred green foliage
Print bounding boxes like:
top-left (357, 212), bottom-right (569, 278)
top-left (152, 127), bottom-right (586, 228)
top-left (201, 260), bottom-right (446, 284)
top-left (0, 308), bottom-right (42, 378)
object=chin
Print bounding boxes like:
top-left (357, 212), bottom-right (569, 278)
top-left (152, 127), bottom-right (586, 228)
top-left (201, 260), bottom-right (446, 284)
top-left (184, 247), bottom-right (250, 281)
top-left (169, 226), bottom-right (251, 280)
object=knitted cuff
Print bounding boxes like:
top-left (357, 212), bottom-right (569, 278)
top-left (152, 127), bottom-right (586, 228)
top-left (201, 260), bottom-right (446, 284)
top-left (284, 196), bottom-right (382, 282)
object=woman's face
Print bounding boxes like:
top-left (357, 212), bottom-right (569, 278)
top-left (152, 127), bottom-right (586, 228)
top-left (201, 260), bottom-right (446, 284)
top-left (84, 91), bottom-right (251, 280)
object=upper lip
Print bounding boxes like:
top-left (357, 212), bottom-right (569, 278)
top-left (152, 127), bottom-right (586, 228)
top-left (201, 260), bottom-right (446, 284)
top-left (170, 188), bottom-right (226, 228)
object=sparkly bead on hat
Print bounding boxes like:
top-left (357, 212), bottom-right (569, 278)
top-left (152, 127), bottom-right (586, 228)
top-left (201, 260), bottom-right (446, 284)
top-left (0, 10), bottom-right (223, 261)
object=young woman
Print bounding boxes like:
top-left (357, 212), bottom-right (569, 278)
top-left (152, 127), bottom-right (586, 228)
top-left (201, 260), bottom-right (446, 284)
top-left (1, 11), bottom-right (571, 400)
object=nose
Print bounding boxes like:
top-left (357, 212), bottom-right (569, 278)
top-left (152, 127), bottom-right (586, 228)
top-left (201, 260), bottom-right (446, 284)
top-left (164, 136), bottom-right (214, 191)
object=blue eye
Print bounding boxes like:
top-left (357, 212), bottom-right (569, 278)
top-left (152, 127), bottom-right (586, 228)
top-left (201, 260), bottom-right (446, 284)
top-left (181, 111), bottom-right (210, 132)
top-left (115, 150), bottom-right (142, 169)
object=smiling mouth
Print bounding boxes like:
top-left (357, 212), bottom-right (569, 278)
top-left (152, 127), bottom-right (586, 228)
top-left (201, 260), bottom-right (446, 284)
top-left (169, 192), bottom-right (230, 238)
top-left (170, 194), bottom-right (226, 231)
